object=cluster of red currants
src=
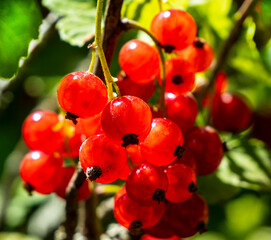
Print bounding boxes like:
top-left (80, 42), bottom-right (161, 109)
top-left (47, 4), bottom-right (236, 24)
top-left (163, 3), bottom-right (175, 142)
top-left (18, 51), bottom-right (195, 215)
top-left (19, 7), bottom-right (253, 240)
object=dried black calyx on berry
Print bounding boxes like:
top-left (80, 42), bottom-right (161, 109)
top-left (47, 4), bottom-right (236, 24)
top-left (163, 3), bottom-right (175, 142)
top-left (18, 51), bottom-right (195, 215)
top-left (162, 44), bottom-right (175, 53)
top-left (65, 112), bottom-right (78, 125)
top-left (24, 182), bottom-right (34, 196)
top-left (196, 221), bottom-right (208, 234)
top-left (188, 182), bottom-right (198, 192)
top-left (194, 38), bottom-right (205, 48)
top-left (172, 75), bottom-right (183, 85)
top-left (174, 145), bottom-right (185, 158)
top-left (152, 188), bottom-right (166, 203)
top-left (86, 166), bottom-right (102, 181)
top-left (121, 134), bottom-right (139, 147)
top-left (129, 220), bottom-right (143, 238)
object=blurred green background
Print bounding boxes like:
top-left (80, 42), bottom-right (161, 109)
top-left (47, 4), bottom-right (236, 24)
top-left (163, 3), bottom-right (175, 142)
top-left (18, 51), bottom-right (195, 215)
top-left (0, 0), bottom-right (271, 239)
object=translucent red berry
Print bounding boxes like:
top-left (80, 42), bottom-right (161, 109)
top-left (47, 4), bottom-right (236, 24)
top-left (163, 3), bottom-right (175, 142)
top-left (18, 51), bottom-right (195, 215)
top-left (184, 126), bottom-right (223, 175)
top-left (177, 37), bottom-right (214, 72)
top-left (22, 110), bottom-right (65, 154)
top-left (77, 112), bottom-right (102, 138)
top-left (117, 71), bottom-right (155, 102)
top-left (165, 92), bottom-right (198, 132)
top-left (126, 163), bottom-right (168, 205)
top-left (55, 166), bottom-right (91, 201)
top-left (161, 58), bottom-right (195, 95)
top-left (101, 96), bottom-right (152, 147)
top-left (211, 92), bottom-right (253, 133)
top-left (57, 71), bottom-right (108, 119)
top-left (150, 9), bottom-right (197, 52)
top-left (141, 118), bottom-right (184, 166)
top-left (20, 151), bottom-right (63, 194)
top-left (164, 163), bottom-right (197, 203)
top-left (114, 187), bottom-right (165, 231)
top-left (119, 40), bottom-right (160, 84)
top-left (79, 134), bottom-right (127, 183)
top-left (165, 194), bottom-right (209, 238)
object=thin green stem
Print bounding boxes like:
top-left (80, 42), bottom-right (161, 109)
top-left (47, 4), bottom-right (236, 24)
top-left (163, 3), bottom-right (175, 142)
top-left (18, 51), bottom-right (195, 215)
top-left (121, 18), bottom-right (167, 117)
top-left (88, 47), bottom-right (96, 73)
top-left (94, 0), bottom-right (119, 100)
top-left (158, 0), bottom-right (163, 12)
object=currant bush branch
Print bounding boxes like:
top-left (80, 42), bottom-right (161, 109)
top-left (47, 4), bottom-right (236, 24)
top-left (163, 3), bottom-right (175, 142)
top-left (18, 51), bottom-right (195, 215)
top-left (121, 18), bottom-right (167, 117)
top-left (202, 0), bottom-right (259, 100)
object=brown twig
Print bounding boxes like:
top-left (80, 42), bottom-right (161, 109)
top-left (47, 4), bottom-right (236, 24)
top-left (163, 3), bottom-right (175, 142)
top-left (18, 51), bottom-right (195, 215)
top-left (62, 1), bottom-right (124, 240)
top-left (200, 0), bottom-right (259, 101)
top-left (93, 0), bottom-right (124, 81)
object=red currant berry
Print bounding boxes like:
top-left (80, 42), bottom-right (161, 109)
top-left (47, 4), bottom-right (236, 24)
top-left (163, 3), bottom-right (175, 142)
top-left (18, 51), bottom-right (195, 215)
top-left (150, 9), bottom-right (197, 52)
top-left (165, 194), bottom-right (209, 238)
top-left (20, 151), bottom-right (63, 194)
top-left (77, 113), bottom-right (102, 138)
top-left (164, 163), bottom-right (197, 203)
top-left (126, 163), bottom-right (168, 205)
top-left (114, 187), bottom-right (165, 231)
top-left (172, 147), bottom-right (197, 172)
top-left (79, 134), bottom-right (127, 183)
top-left (177, 37), bottom-right (214, 72)
top-left (141, 234), bottom-right (180, 240)
top-left (211, 92), bottom-right (253, 133)
top-left (57, 71), bottom-right (108, 119)
top-left (214, 72), bottom-right (228, 94)
top-left (101, 96), bottom-right (152, 147)
top-left (126, 145), bottom-right (145, 166)
top-left (22, 110), bottom-right (65, 154)
top-left (162, 58), bottom-right (195, 95)
top-left (140, 118), bottom-right (184, 166)
top-left (165, 92), bottom-right (198, 132)
top-left (117, 71), bottom-right (155, 102)
top-left (119, 40), bottom-right (160, 84)
top-left (184, 126), bottom-right (223, 175)
top-left (55, 166), bottom-right (91, 201)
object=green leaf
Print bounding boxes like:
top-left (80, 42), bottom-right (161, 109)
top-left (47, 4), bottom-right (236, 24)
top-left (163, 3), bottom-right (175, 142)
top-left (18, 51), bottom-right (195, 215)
top-left (0, 0), bottom-right (42, 78)
top-left (197, 174), bottom-right (240, 204)
top-left (42, 0), bottom-right (96, 46)
top-left (0, 233), bottom-right (40, 240)
top-left (217, 138), bottom-right (271, 191)
top-left (122, 0), bottom-right (160, 30)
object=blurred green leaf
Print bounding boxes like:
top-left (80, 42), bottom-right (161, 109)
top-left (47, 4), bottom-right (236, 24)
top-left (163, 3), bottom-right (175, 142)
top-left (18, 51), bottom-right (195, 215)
top-left (197, 174), bottom-right (240, 204)
top-left (122, 0), bottom-right (160, 29)
top-left (191, 231), bottom-right (227, 240)
top-left (42, 0), bottom-right (96, 46)
top-left (0, 233), bottom-right (40, 240)
top-left (225, 194), bottom-right (268, 236)
top-left (217, 138), bottom-right (271, 191)
top-left (246, 227), bottom-right (271, 240)
top-left (0, 0), bottom-right (42, 78)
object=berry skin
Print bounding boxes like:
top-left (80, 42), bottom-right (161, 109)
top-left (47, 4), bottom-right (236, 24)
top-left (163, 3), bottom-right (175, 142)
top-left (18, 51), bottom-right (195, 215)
top-left (184, 126), bottom-right (223, 175)
top-left (57, 71), bottom-right (108, 119)
top-left (117, 71), bottom-right (155, 102)
top-left (162, 58), bottom-right (195, 95)
top-left (165, 194), bottom-right (209, 238)
top-left (20, 151), bottom-right (63, 194)
top-left (165, 92), bottom-right (198, 132)
top-left (77, 112), bottom-right (103, 138)
top-left (141, 234), bottom-right (180, 240)
top-left (22, 110), bottom-right (66, 154)
top-left (114, 187), bottom-right (165, 231)
top-left (126, 163), bottom-right (168, 205)
top-left (79, 134), bottom-right (127, 183)
top-left (54, 166), bottom-right (91, 201)
top-left (119, 40), bottom-right (160, 84)
top-left (177, 37), bottom-right (214, 72)
top-left (164, 163), bottom-right (197, 203)
top-left (101, 96), bottom-right (152, 147)
top-left (211, 92), bottom-right (253, 133)
top-left (140, 118), bottom-right (184, 166)
top-left (150, 9), bottom-right (197, 52)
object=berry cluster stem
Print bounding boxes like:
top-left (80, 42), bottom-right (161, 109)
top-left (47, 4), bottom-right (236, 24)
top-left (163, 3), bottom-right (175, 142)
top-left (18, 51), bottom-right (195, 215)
top-left (121, 18), bottom-right (167, 117)
top-left (90, 0), bottom-right (120, 101)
